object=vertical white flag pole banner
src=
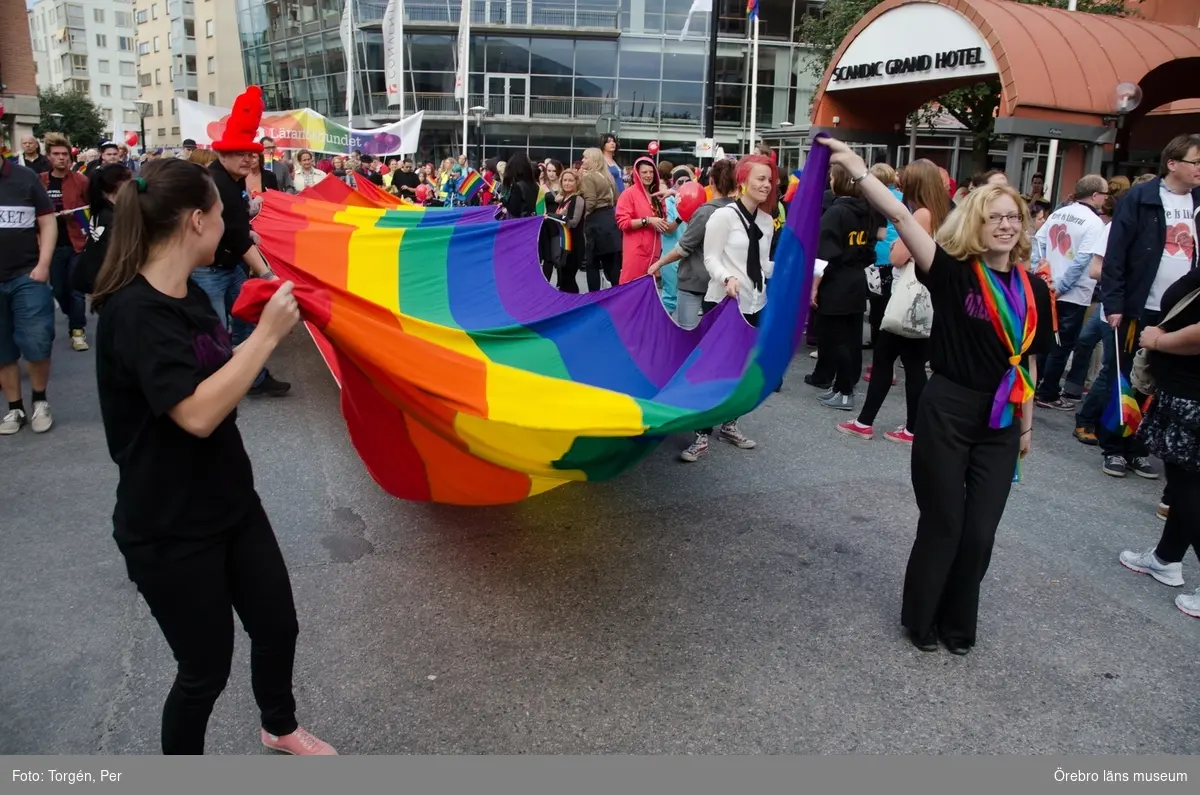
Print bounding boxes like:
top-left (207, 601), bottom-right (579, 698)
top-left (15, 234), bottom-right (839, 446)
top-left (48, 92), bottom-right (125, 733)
top-left (382, 0), bottom-right (405, 114)
top-left (748, 15), bottom-right (760, 150)
top-left (340, 0), bottom-right (356, 121)
top-left (456, 0), bottom-right (471, 158)
top-left (679, 0), bottom-right (712, 41)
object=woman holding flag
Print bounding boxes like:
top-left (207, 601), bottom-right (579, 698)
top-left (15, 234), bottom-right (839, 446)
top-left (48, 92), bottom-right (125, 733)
top-left (1119, 266), bottom-right (1200, 618)
top-left (817, 136), bottom-right (1054, 655)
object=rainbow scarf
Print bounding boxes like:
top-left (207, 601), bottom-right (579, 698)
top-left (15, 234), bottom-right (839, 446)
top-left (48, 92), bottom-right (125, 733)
top-left (973, 259), bottom-right (1038, 429)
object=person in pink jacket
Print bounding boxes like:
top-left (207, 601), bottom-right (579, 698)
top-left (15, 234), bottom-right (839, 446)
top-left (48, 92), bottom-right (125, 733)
top-left (615, 156), bottom-right (675, 284)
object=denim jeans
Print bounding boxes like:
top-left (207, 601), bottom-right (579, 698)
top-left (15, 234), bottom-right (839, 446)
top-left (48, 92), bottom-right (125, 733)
top-left (1092, 311), bottom-right (1160, 458)
top-left (190, 265), bottom-right (265, 388)
top-left (49, 246), bottom-right (87, 332)
top-left (1036, 301), bottom-right (1088, 402)
top-left (1063, 306), bottom-right (1107, 398)
top-left (674, 289), bottom-right (705, 331)
top-left (659, 262), bottom-right (678, 314)
top-left (0, 273), bottom-right (56, 365)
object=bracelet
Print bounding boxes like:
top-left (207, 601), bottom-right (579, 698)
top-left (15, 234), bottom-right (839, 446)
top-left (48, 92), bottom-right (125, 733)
top-left (850, 171), bottom-right (871, 185)
top-left (1021, 429), bottom-right (1032, 436)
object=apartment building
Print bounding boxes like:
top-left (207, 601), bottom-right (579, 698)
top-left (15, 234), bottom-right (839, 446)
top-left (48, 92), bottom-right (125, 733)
top-left (0, 0), bottom-right (41, 148)
top-left (28, 0), bottom-right (141, 142)
top-left (133, 0), bottom-right (245, 149)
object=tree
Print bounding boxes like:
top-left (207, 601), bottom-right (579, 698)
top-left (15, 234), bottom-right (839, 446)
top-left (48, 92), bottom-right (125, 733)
top-left (33, 87), bottom-right (106, 149)
top-left (797, 0), bottom-right (1134, 172)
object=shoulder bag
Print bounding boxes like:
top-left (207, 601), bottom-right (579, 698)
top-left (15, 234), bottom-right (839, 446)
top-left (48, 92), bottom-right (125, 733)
top-left (1131, 287), bottom-right (1200, 394)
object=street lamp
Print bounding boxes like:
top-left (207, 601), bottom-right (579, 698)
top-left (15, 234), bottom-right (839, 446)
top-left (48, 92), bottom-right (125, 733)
top-left (48, 112), bottom-right (64, 132)
top-left (469, 105), bottom-right (487, 169)
top-left (134, 100), bottom-right (152, 157)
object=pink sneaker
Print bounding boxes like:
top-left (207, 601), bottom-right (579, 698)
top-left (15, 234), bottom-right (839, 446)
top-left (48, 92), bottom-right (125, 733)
top-left (836, 420), bottom-right (873, 440)
top-left (261, 727), bottom-right (338, 755)
top-left (884, 426), bottom-right (914, 445)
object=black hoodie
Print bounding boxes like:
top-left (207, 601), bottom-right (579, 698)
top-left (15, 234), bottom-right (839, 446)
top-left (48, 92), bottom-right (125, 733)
top-left (816, 195), bottom-right (883, 316)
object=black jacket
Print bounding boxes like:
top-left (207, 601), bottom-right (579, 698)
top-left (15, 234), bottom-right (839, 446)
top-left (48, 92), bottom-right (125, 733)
top-left (816, 196), bottom-right (882, 315)
top-left (74, 201), bottom-right (113, 293)
top-left (208, 160), bottom-right (254, 270)
top-left (1101, 177), bottom-right (1200, 322)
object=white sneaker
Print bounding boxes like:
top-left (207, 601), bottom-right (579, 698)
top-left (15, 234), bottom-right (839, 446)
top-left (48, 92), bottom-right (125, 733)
top-left (1119, 548), bottom-right (1184, 588)
top-left (30, 400), bottom-right (52, 433)
top-left (70, 329), bottom-right (89, 352)
top-left (1175, 588), bottom-right (1200, 618)
top-left (0, 408), bottom-right (26, 435)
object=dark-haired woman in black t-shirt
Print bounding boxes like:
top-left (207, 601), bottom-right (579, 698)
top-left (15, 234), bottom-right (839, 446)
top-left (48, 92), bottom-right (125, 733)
top-left (1120, 268), bottom-right (1200, 619)
top-left (91, 158), bottom-right (336, 755)
top-left (818, 137), bottom-right (1053, 655)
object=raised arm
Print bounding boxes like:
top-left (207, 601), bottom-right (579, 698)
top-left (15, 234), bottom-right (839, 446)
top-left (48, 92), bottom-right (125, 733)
top-left (816, 138), bottom-right (935, 272)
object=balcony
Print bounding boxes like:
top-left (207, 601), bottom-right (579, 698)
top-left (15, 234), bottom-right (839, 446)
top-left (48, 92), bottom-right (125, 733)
top-left (167, 0), bottom-right (195, 20)
top-left (357, 1), bottom-right (619, 36)
top-left (174, 72), bottom-right (199, 91)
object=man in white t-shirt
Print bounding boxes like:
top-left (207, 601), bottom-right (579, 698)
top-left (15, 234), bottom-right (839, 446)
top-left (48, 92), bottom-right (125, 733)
top-left (1031, 173), bottom-right (1109, 410)
top-left (1098, 134), bottom-right (1200, 479)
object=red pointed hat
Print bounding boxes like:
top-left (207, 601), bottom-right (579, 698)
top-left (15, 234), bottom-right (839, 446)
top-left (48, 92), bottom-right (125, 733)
top-left (212, 86), bottom-right (264, 153)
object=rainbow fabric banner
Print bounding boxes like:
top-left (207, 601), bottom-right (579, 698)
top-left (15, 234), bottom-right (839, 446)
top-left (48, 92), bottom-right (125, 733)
top-left (177, 97), bottom-right (424, 157)
top-left (245, 144), bottom-right (828, 505)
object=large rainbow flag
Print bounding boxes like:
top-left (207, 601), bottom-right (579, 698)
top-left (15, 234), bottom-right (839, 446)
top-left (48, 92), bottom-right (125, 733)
top-left (242, 144), bottom-right (830, 505)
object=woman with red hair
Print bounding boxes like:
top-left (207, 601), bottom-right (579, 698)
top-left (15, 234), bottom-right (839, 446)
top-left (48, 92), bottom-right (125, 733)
top-left (677, 154), bottom-right (777, 463)
top-left (615, 156), bottom-right (674, 283)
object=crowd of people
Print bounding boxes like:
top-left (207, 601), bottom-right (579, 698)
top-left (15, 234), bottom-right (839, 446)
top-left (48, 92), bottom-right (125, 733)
top-left (3, 95), bottom-right (1198, 754)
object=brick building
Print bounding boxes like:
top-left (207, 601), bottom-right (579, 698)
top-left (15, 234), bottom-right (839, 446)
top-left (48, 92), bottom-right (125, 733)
top-left (1, 0), bottom-right (42, 150)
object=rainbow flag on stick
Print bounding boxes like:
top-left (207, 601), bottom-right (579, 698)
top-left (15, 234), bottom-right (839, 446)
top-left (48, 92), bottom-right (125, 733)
top-left (458, 169), bottom-right (484, 201)
top-left (747, 0), bottom-right (759, 19)
top-left (1102, 329), bottom-right (1143, 438)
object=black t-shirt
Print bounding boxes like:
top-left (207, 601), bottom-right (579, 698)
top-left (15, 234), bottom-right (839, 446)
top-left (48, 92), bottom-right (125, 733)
top-left (208, 160), bottom-right (254, 270)
top-left (1154, 268), bottom-right (1200, 401)
top-left (917, 245), bottom-right (1055, 394)
top-left (96, 275), bottom-right (257, 548)
top-left (0, 159), bottom-right (54, 281)
top-left (392, 170), bottom-right (420, 193)
top-left (45, 174), bottom-right (70, 247)
top-left (816, 197), bottom-right (882, 315)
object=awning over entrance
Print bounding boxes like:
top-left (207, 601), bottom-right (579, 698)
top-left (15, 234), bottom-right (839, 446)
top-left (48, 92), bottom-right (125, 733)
top-left (810, 0), bottom-right (1200, 141)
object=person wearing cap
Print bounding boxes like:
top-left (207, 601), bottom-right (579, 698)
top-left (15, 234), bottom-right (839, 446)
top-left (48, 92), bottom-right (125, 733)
top-left (191, 86), bottom-right (290, 397)
top-left (99, 142), bottom-right (121, 166)
top-left (181, 138), bottom-right (197, 156)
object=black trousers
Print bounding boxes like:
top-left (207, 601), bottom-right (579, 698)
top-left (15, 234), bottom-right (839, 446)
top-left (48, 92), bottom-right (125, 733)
top-left (867, 272), bottom-right (891, 347)
top-left (585, 253), bottom-right (619, 291)
top-left (122, 501), bottom-right (300, 754)
top-left (1154, 463), bottom-right (1200, 565)
top-left (858, 330), bottom-right (929, 430)
top-left (816, 313), bottom-right (864, 395)
top-left (902, 375), bottom-right (1020, 646)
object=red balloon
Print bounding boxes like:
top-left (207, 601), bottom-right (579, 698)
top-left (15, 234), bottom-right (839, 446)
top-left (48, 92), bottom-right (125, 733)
top-left (675, 181), bottom-right (706, 223)
top-left (414, 183), bottom-right (431, 203)
top-left (647, 140), bottom-right (660, 155)
top-left (125, 132), bottom-right (139, 147)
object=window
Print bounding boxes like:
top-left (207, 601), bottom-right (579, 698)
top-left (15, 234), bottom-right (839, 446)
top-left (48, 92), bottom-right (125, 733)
top-left (115, 10), bottom-right (132, 27)
top-left (98, 59), bottom-right (110, 73)
top-left (136, 9), bottom-right (146, 24)
top-left (139, 72), bottom-right (151, 86)
top-left (185, 56), bottom-right (196, 74)
top-left (152, 4), bottom-right (158, 20)
top-left (168, 65), bottom-right (174, 81)
top-left (207, 56), bottom-right (215, 74)
top-left (153, 36), bottom-right (160, 52)
top-left (186, 90), bottom-right (198, 102)
top-left (184, 19), bottom-right (194, 38)
top-left (119, 61), bottom-right (135, 76)
top-left (136, 40), bottom-right (149, 54)
top-left (101, 108), bottom-right (113, 121)
top-left (167, 32), bottom-right (173, 47)
top-left (100, 84), bottom-right (112, 96)
top-left (171, 98), bottom-right (177, 114)
top-left (72, 54), bottom-right (88, 70)
top-left (93, 8), bottom-right (104, 23)
top-left (123, 109), bottom-right (140, 124)
top-left (171, 126), bottom-right (180, 136)
top-left (156, 100), bottom-right (163, 116)
top-left (96, 33), bottom-right (107, 48)
top-left (206, 19), bottom-right (213, 37)
top-left (157, 128), bottom-right (166, 137)
top-left (155, 68), bottom-right (161, 84)
top-left (208, 91), bottom-right (216, 104)
top-left (121, 85), bottom-right (138, 100)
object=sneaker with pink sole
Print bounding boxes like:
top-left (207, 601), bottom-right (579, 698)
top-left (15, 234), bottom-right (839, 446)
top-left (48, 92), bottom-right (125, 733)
top-left (261, 727), bottom-right (338, 755)
top-left (884, 426), bottom-right (914, 445)
top-left (836, 420), bottom-right (873, 440)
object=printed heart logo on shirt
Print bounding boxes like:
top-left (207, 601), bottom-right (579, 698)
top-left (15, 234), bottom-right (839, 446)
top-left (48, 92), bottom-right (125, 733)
top-left (1048, 224), bottom-right (1071, 255)
top-left (1165, 222), bottom-right (1195, 261)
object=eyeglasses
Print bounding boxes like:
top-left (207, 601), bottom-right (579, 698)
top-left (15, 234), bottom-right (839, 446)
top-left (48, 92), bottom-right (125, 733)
top-left (986, 213), bottom-right (1023, 226)
top-left (1176, 158), bottom-right (1200, 167)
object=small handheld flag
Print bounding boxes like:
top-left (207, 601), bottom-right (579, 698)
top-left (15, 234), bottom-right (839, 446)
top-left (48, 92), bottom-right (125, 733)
top-left (457, 169), bottom-right (483, 201)
top-left (1102, 328), bottom-right (1143, 438)
top-left (747, 0), bottom-right (759, 19)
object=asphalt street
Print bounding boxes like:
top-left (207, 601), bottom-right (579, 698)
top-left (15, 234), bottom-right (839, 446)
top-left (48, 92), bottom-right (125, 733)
top-left (3, 313), bottom-right (1198, 755)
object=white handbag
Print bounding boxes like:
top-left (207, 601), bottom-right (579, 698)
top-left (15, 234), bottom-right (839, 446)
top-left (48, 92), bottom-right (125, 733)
top-left (880, 262), bottom-right (933, 339)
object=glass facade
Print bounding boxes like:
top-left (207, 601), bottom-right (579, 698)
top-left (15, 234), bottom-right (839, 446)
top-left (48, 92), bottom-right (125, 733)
top-left (237, 0), bottom-right (826, 165)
